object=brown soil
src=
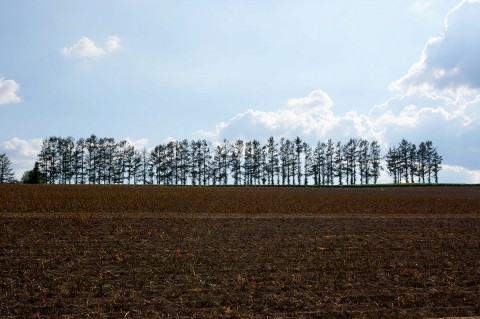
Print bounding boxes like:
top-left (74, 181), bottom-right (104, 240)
top-left (1, 185), bottom-right (480, 318)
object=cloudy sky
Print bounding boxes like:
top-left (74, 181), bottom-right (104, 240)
top-left (1, 0), bottom-right (479, 183)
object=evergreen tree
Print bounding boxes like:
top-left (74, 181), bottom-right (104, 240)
top-left (22, 162), bottom-right (44, 184)
top-left (230, 139), bottom-right (244, 185)
top-left (386, 146), bottom-right (400, 183)
top-left (333, 141), bottom-right (344, 185)
top-left (265, 137), bottom-right (279, 185)
top-left (325, 139), bottom-right (335, 185)
top-left (0, 153), bottom-right (15, 183)
top-left (431, 148), bottom-right (443, 183)
top-left (369, 141), bottom-right (382, 184)
top-left (294, 137), bottom-right (303, 185)
top-left (345, 139), bottom-right (357, 185)
top-left (303, 142), bottom-right (313, 185)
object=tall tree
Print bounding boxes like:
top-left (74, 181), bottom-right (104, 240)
top-left (357, 139), bottom-right (369, 185)
top-left (73, 138), bottom-right (87, 184)
top-left (303, 142), bottom-right (313, 185)
top-left (189, 140), bottom-right (200, 185)
top-left (251, 139), bottom-right (263, 185)
top-left (431, 148), bottom-right (443, 183)
top-left (0, 153), bottom-right (15, 183)
top-left (199, 140), bottom-right (212, 185)
top-left (175, 140), bottom-right (190, 185)
top-left (230, 139), bottom-right (244, 185)
top-left (397, 139), bottom-right (413, 183)
top-left (243, 140), bottom-right (254, 185)
top-left (325, 139), bottom-right (335, 185)
top-left (218, 139), bottom-right (230, 185)
top-left (369, 141), bottom-right (382, 184)
top-left (293, 137), bottom-right (303, 185)
top-left (333, 141), bottom-right (344, 185)
top-left (417, 142), bottom-right (428, 183)
top-left (312, 141), bottom-right (326, 185)
top-left (265, 137), bottom-right (279, 185)
top-left (345, 139), bottom-right (357, 185)
top-left (85, 134), bottom-right (99, 184)
top-left (386, 146), bottom-right (400, 183)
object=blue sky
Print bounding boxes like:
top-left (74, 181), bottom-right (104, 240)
top-left (1, 0), bottom-right (479, 182)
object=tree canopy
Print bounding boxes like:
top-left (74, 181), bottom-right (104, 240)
top-left (22, 134), bottom-right (443, 186)
top-left (0, 153), bottom-right (15, 184)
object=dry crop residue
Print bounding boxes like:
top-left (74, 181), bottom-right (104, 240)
top-left (1, 185), bottom-right (480, 318)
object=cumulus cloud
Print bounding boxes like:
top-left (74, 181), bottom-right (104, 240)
top-left (124, 137), bottom-right (149, 150)
top-left (200, 0), bottom-right (480, 183)
top-left (2, 137), bottom-right (42, 158)
top-left (0, 76), bottom-right (21, 105)
top-left (441, 164), bottom-right (480, 184)
top-left (1, 137), bottom-right (43, 179)
top-left (199, 90), bottom-right (381, 144)
top-left (61, 36), bottom-right (121, 59)
top-left (391, 0), bottom-right (480, 94)
top-left (201, 87), bottom-right (480, 176)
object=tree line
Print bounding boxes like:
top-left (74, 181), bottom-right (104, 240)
top-left (385, 139), bottom-right (442, 184)
top-left (6, 134), bottom-right (442, 186)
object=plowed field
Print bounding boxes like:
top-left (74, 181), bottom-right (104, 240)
top-left (1, 185), bottom-right (480, 318)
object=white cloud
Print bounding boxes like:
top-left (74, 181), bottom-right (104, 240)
top-left (1, 137), bottom-right (43, 180)
top-left (391, 0), bottom-right (480, 95)
top-left (61, 36), bottom-right (121, 59)
top-left (124, 137), bottom-right (149, 150)
top-left (441, 164), bottom-right (480, 184)
top-left (1, 137), bottom-right (42, 157)
top-left (105, 36), bottom-right (121, 53)
top-left (0, 76), bottom-right (21, 105)
top-left (199, 0), bottom-right (480, 183)
top-left (200, 87), bottom-right (480, 176)
top-left (199, 90), bottom-right (382, 144)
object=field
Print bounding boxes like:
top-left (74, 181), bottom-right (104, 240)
top-left (1, 185), bottom-right (480, 318)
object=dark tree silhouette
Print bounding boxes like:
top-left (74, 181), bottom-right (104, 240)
top-left (22, 162), bottom-right (44, 184)
top-left (0, 153), bottom-right (15, 184)
top-left (29, 134), bottom-right (445, 186)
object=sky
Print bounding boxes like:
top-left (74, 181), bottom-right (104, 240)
top-left (1, 0), bottom-right (479, 183)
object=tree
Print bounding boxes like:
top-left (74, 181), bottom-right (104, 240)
top-left (369, 141), bottom-right (382, 184)
top-left (230, 139), bottom-right (244, 185)
top-left (265, 137), bottom-right (279, 185)
top-left (312, 141), bottom-right (327, 185)
top-left (199, 140), bottom-right (212, 185)
top-left (325, 139), bottom-right (335, 185)
top-left (85, 134), bottom-right (99, 184)
top-left (345, 139), bottom-right (357, 185)
top-left (22, 162), bottom-right (44, 184)
top-left (175, 140), bottom-right (190, 185)
top-left (243, 140), bottom-right (253, 185)
top-left (251, 139), bottom-right (263, 185)
top-left (333, 141), bottom-right (344, 185)
top-left (357, 139), bottom-right (369, 185)
top-left (73, 138), bottom-right (87, 184)
top-left (218, 139), bottom-right (230, 185)
top-left (293, 137), bottom-right (303, 185)
top-left (417, 142), bottom-right (429, 183)
top-left (303, 142), bottom-right (313, 185)
top-left (386, 146), bottom-right (400, 183)
top-left (431, 148), bottom-right (443, 183)
top-left (0, 153), bottom-right (15, 184)
top-left (397, 139), bottom-right (414, 183)
top-left (212, 140), bottom-right (230, 185)
top-left (27, 133), bottom-right (447, 186)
